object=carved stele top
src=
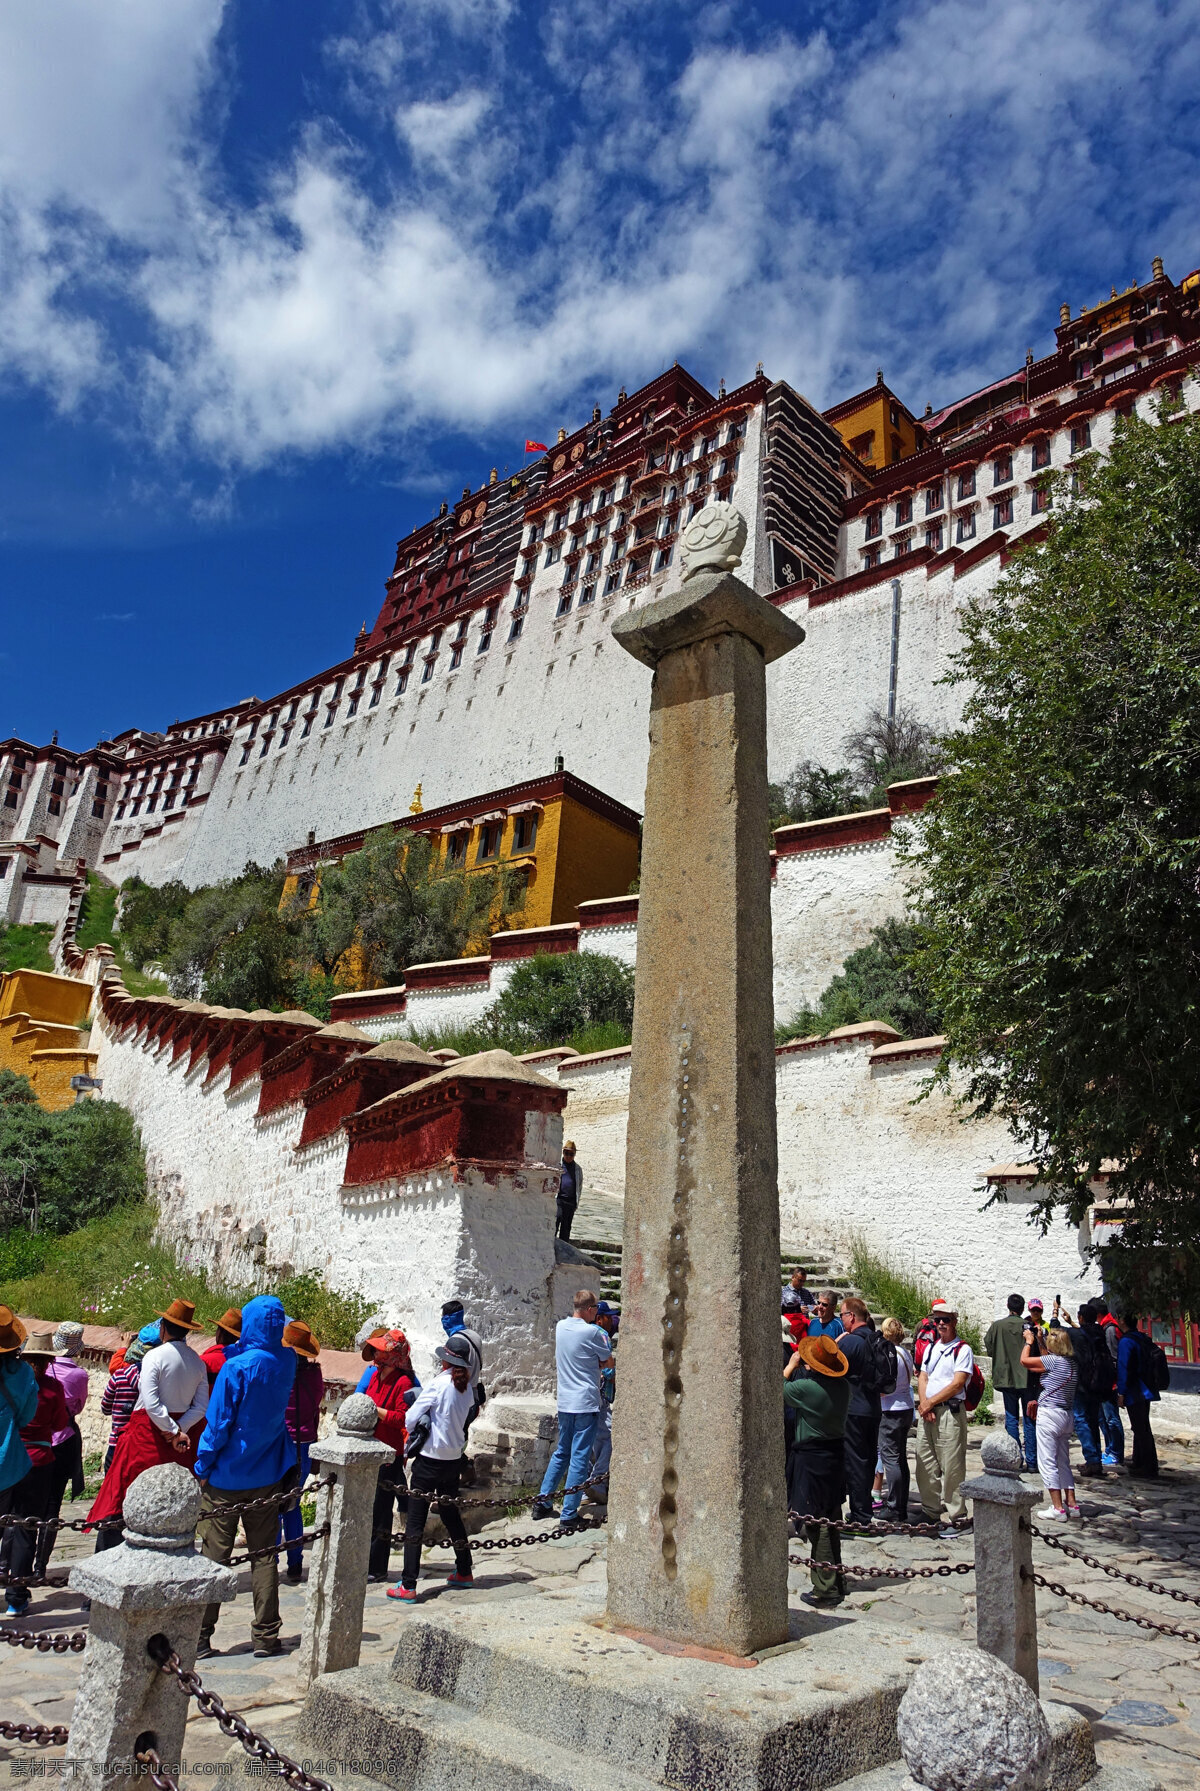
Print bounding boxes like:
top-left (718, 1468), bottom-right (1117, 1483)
top-left (680, 501), bottom-right (747, 581)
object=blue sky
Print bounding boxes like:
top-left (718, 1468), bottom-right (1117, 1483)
top-left (3, 0), bottom-right (1198, 748)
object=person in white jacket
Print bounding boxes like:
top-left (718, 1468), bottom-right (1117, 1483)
top-left (387, 1336), bottom-right (476, 1603)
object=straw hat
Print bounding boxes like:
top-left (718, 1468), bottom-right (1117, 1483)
top-left (22, 1329), bottom-right (57, 1363)
top-left (283, 1320), bottom-right (320, 1359)
top-left (156, 1299), bottom-right (204, 1332)
top-left (0, 1307), bottom-right (27, 1356)
top-left (795, 1334), bottom-right (848, 1378)
top-left (53, 1321), bottom-right (85, 1356)
top-left (215, 1309), bottom-right (243, 1338)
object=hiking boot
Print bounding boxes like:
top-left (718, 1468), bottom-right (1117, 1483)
top-left (253, 1639), bottom-right (282, 1658)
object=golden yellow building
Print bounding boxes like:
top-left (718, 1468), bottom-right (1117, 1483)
top-left (282, 769), bottom-right (640, 979)
top-left (0, 968), bottom-right (97, 1110)
top-left (823, 372), bottom-right (926, 470)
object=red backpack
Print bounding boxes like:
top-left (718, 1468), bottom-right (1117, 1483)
top-left (912, 1316), bottom-right (939, 1370)
top-left (931, 1337), bottom-right (985, 1410)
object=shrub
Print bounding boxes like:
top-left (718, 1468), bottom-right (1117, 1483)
top-left (0, 1076), bottom-right (147, 1236)
top-left (274, 1271), bottom-right (374, 1350)
top-left (777, 918), bottom-right (942, 1042)
top-left (0, 924), bottom-right (55, 974)
top-left (484, 951), bottom-right (635, 1052)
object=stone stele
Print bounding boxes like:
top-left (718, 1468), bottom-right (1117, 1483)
top-left (607, 502), bottom-right (804, 1656)
top-left (896, 1646), bottom-right (1051, 1791)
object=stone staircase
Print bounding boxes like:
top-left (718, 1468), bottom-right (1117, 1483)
top-left (572, 1231), bottom-right (871, 1316)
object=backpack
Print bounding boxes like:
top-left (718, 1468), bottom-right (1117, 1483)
top-left (930, 1338), bottom-right (985, 1411)
top-left (912, 1317), bottom-right (939, 1370)
top-left (865, 1327), bottom-right (898, 1397)
top-left (1138, 1331), bottom-right (1171, 1394)
top-left (1072, 1326), bottom-right (1115, 1396)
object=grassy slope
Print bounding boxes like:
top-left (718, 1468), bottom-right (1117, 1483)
top-left (75, 874), bottom-right (168, 997)
top-left (0, 924), bottom-right (56, 974)
top-left (0, 1200), bottom-right (371, 1346)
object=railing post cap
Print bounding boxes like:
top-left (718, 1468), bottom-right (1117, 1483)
top-left (980, 1432), bottom-right (1023, 1478)
top-left (337, 1393), bottom-right (381, 1437)
top-left (124, 1463), bottom-right (202, 1550)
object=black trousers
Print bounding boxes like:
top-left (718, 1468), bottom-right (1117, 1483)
top-left (402, 1457), bottom-right (472, 1589)
top-left (34, 1430), bottom-right (83, 1578)
top-left (369, 1459), bottom-right (409, 1578)
top-left (787, 1437), bottom-right (845, 1602)
top-left (0, 1463), bottom-right (57, 1600)
top-left (843, 1409), bottom-right (881, 1526)
top-left (1126, 1397), bottom-right (1158, 1477)
top-left (555, 1197), bottom-right (577, 1240)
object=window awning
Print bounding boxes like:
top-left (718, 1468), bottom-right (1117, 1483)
top-left (507, 801), bottom-right (544, 815)
top-left (440, 819), bottom-right (472, 834)
top-left (474, 810), bottom-right (507, 824)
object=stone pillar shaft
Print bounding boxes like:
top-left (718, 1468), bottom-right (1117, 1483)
top-left (606, 563), bottom-right (802, 1656)
top-left (298, 1406), bottom-right (394, 1688)
top-left (963, 1434), bottom-right (1041, 1693)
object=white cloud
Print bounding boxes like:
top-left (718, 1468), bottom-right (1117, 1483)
top-left (0, 0), bottom-right (1196, 469)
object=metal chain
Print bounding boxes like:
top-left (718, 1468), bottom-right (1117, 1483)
top-left (0, 1625), bottom-right (87, 1653)
top-left (0, 1477), bottom-right (335, 1537)
top-left (137, 1747), bottom-right (183, 1791)
top-left (0, 1719), bottom-right (70, 1747)
top-left (789, 1553), bottom-right (975, 1581)
top-left (1030, 1525), bottom-right (1200, 1607)
top-left (439, 1471), bottom-right (610, 1513)
top-left (149, 1639), bottom-right (334, 1791)
top-left (789, 1511), bottom-right (973, 1537)
top-left (1021, 1568), bottom-right (1200, 1645)
top-left (381, 1518), bottom-right (601, 1553)
top-left (228, 1523), bottom-right (330, 1568)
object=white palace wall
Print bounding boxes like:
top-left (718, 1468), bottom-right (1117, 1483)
top-left (557, 1033), bottom-right (1102, 1326)
top-left (92, 1010), bottom-right (563, 1394)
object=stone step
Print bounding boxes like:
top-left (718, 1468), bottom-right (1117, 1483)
top-left (299, 1662), bottom-right (662, 1791)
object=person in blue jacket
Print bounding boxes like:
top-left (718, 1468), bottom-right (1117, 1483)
top-left (0, 1308), bottom-right (39, 1495)
top-left (1116, 1314), bottom-right (1159, 1481)
top-left (195, 1296), bottom-right (298, 1658)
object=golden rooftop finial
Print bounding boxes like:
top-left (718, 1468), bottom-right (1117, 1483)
top-left (409, 783), bottom-right (424, 814)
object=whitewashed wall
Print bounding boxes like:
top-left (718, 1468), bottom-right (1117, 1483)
top-left (93, 1011), bottom-right (563, 1393)
top-left (772, 836), bottom-right (911, 1020)
top-left (559, 1034), bottom-right (1101, 1326)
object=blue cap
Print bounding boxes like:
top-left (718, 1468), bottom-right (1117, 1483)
top-left (138, 1321), bottom-right (162, 1345)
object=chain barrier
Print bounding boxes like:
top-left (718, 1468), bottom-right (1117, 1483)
top-left (379, 1517), bottom-right (602, 1553)
top-left (1021, 1568), bottom-right (1200, 1646)
top-left (0, 1719), bottom-right (70, 1747)
top-left (228, 1523), bottom-right (331, 1568)
top-left (148, 1638), bottom-right (333, 1791)
top-left (1030, 1524), bottom-right (1200, 1607)
top-left (0, 1625), bottom-right (87, 1653)
top-left (0, 1477), bottom-right (335, 1538)
top-left (789, 1511), bottom-right (973, 1538)
top-left (136, 1748), bottom-right (183, 1791)
top-left (788, 1552), bottom-right (975, 1581)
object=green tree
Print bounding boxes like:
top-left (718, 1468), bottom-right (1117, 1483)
top-left (116, 878), bottom-right (192, 969)
top-left (844, 703), bottom-right (946, 807)
top-left (908, 402), bottom-right (1200, 1314)
top-left (162, 863), bottom-right (297, 1011)
top-left (287, 828), bottom-right (524, 995)
top-left (768, 762), bottom-right (862, 830)
top-left (0, 1076), bottom-right (146, 1236)
top-left (776, 918), bottom-right (942, 1042)
top-left (482, 950), bottom-right (635, 1053)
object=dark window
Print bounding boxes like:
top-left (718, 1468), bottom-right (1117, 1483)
top-left (476, 630), bottom-right (492, 655)
top-left (446, 831), bottom-right (467, 865)
top-left (48, 796), bottom-right (61, 816)
top-left (556, 591), bottom-right (573, 617)
top-left (1071, 422), bottom-right (1091, 453)
top-left (239, 746), bottom-right (251, 766)
top-left (864, 547), bottom-right (880, 569)
top-left (508, 615), bottom-right (524, 642)
top-left (450, 644), bottom-right (463, 669)
top-left (993, 494), bottom-right (1014, 527)
top-left (654, 546), bottom-right (673, 572)
top-left (956, 512), bottom-right (977, 543)
top-left (957, 469), bottom-right (976, 499)
top-left (925, 482), bottom-right (944, 514)
top-left (396, 669), bottom-right (410, 693)
top-left (91, 800), bottom-right (106, 818)
top-left (865, 509), bottom-right (882, 539)
top-left (1032, 484), bottom-right (1051, 515)
top-left (477, 823), bottom-right (501, 861)
top-left (604, 570), bottom-right (621, 595)
top-left (1031, 439), bottom-right (1051, 470)
top-left (895, 495), bottom-right (913, 525)
top-left (993, 454), bottom-right (1012, 485)
top-left (346, 695), bottom-right (359, 717)
top-left (925, 523), bottom-right (943, 553)
top-left (579, 583), bottom-right (596, 607)
top-left (422, 658), bottom-right (436, 683)
top-left (512, 813), bottom-right (538, 852)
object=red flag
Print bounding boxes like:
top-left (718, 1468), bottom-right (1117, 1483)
top-left (524, 439), bottom-right (547, 453)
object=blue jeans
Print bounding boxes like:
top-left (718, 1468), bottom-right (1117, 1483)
top-left (590, 1403), bottom-right (613, 1494)
top-left (538, 1411), bottom-right (599, 1521)
top-left (1099, 1398), bottom-right (1125, 1461)
top-left (1001, 1389), bottom-right (1036, 1468)
top-left (1073, 1394), bottom-right (1102, 1466)
top-left (279, 1443), bottom-right (309, 1569)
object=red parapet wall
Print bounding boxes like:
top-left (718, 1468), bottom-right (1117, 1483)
top-left (299, 1047), bottom-right (442, 1147)
top-left (490, 924), bottom-right (580, 960)
top-left (342, 1071), bottom-right (566, 1186)
top-left (258, 1029), bottom-right (370, 1117)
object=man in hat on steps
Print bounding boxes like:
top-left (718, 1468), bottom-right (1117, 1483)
top-left (195, 1295), bottom-right (297, 1658)
top-left (85, 1300), bottom-right (209, 1543)
top-left (202, 1309), bottom-right (243, 1388)
top-left (556, 1140), bottom-right (582, 1240)
top-left (784, 1332), bottom-right (851, 1608)
top-left (0, 1328), bottom-right (71, 1615)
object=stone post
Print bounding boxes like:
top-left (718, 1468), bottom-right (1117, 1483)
top-left (606, 502), bottom-right (804, 1657)
top-left (65, 1465), bottom-right (237, 1787)
top-left (297, 1393), bottom-right (394, 1688)
top-left (962, 1430), bottom-right (1042, 1693)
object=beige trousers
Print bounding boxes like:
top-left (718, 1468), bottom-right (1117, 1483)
top-left (915, 1404), bottom-right (969, 1522)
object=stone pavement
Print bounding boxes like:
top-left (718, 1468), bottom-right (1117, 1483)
top-left (3, 1428), bottom-right (1198, 1788)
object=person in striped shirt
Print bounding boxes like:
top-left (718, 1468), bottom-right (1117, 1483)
top-left (99, 1326), bottom-right (155, 1469)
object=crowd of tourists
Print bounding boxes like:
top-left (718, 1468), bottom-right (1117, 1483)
top-left (779, 1269), bottom-right (1166, 1609)
top-left (0, 1289), bottom-right (495, 1640)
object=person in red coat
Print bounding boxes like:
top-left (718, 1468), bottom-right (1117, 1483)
top-left (201, 1309), bottom-right (243, 1388)
top-left (361, 1329), bottom-right (418, 1582)
top-left (0, 1330), bottom-right (71, 1616)
top-left (86, 1300), bottom-right (208, 1545)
